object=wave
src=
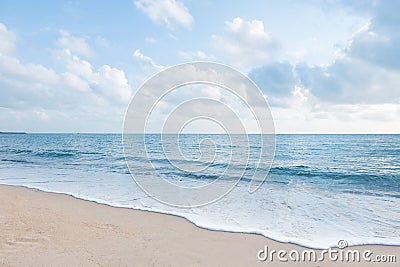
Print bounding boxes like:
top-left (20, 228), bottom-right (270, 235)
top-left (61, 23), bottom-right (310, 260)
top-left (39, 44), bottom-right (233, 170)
top-left (34, 151), bottom-right (76, 158)
top-left (0, 148), bottom-right (34, 154)
top-left (1, 158), bottom-right (35, 164)
top-left (1, 148), bottom-right (104, 158)
top-left (269, 165), bottom-right (400, 182)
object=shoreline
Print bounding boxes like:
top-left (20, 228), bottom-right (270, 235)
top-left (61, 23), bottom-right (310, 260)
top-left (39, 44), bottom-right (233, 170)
top-left (0, 184), bottom-right (399, 266)
top-left (2, 183), bottom-right (399, 250)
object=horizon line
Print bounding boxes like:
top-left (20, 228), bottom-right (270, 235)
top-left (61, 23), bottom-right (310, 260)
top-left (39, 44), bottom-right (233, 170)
top-left (1, 132), bottom-right (399, 135)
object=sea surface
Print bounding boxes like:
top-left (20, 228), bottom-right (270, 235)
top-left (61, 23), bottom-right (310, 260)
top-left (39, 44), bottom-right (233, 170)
top-left (0, 133), bottom-right (399, 248)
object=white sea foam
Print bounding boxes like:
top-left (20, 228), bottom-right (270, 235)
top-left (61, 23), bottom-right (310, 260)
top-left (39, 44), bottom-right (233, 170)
top-left (1, 167), bottom-right (400, 249)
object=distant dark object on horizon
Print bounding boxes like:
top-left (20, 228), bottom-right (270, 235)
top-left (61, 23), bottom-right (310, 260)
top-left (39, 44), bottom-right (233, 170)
top-left (0, 132), bottom-right (27, 134)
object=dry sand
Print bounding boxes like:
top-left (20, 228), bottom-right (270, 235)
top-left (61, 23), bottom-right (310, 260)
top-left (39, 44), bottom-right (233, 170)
top-left (0, 185), bottom-right (398, 266)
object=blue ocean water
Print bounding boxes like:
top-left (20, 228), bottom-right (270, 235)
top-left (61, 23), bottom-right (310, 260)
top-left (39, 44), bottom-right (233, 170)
top-left (0, 133), bottom-right (399, 248)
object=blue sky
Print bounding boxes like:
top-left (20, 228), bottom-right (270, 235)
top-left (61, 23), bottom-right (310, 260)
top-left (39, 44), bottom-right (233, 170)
top-left (0, 0), bottom-right (399, 133)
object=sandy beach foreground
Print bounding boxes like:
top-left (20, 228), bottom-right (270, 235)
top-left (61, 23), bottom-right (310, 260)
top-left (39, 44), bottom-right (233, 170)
top-left (0, 185), bottom-right (398, 266)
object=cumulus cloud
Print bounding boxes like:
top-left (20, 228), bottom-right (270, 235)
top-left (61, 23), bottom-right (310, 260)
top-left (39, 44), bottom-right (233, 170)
top-left (0, 24), bottom-right (132, 130)
top-left (212, 17), bottom-right (277, 68)
top-left (244, 0), bottom-right (400, 133)
top-left (294, 1), bottom-right (400, 105)
top-left (94, 65), bottom-right (132, 104)
top-left (249, 1), bottom-right (400, 108)
top-left (54, 48), bottom-right (133, 105)
top-left (57, 30), bottom-right (92, 57)
top-left (134, 0), bottom-right (193, 30)
top-left (0, 23), bottom-right (15, 54)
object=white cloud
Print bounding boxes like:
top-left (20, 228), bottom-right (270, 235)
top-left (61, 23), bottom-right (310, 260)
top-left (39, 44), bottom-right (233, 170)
top-left (292, 1), bottom-right (400, 105)
top-left (94, 65), bottom-right (132, 104)
top-left (212, 17), bottom-right (277, 68)
top-left (54, 48), bottom-right (133, 104)
top-left (0, 48), bottom-right (132, 110)
top-left (143, 83), bottom-right (262, 134)
top-left (133, 49), bottom-right (164, 72)
top-left (57, 30), bottom-right (92, 57)
top-left (0, 25), bottom-right (132, 125)
top-left (266, 82), bottom-right (400, 134)
top-left (0, 52), bottom-right (85, 110)
top-left (0, 23), bottom-right (15, 55)
top-left (54, 49), bottom-right (93, 79)
top-left (247, 1), bottom-right (400, 119)
top-left (296, 58), bottom-right (400, 105)
top-left (134, 0), bottom-right (193, 30)
top-left (0, 54), bottom-right (59, 86)
top-left (245, 0), bottom-right (400, 134)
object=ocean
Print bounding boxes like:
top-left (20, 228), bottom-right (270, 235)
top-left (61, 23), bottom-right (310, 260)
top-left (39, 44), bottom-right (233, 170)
top-left (0, 133), bottom-right (399, 249)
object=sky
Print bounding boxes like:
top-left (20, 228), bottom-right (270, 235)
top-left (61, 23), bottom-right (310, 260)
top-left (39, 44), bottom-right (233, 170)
top-left (0, 0), bottom-right (399, 133)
